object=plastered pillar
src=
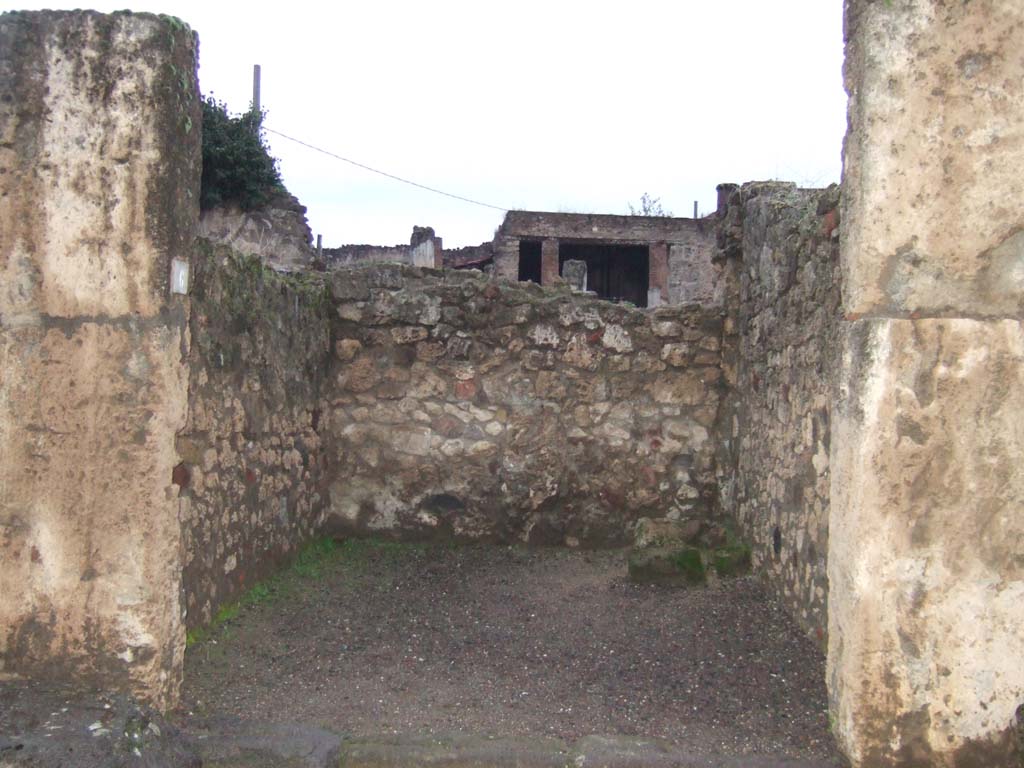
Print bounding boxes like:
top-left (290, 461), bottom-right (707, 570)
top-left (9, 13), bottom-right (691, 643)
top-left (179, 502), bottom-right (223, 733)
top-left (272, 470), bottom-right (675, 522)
top-left (540, 237), bottom-right (560, 286)
top-left (0, 11), bottom-right (199, 708)
top-left (830, 1), bottom-right (1024, 765)
top-left (648, 242), bottom-right (669, 308)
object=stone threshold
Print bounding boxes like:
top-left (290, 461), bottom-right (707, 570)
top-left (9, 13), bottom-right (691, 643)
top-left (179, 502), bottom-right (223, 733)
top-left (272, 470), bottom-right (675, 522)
top-left (192, 720), bottom-right (841, 768)
top-left (0, 678), bottom-right (841, 767)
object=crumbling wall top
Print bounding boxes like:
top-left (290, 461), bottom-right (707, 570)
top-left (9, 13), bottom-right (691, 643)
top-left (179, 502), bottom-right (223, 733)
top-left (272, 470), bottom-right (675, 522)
top-left (499, 210), bottom-right (708, 244)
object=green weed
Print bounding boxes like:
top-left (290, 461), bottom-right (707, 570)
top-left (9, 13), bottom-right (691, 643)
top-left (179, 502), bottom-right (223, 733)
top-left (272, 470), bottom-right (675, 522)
top-left (292, 536), bottom-right (340, 578)
top-left (184, 536), bottom-right (432, 649)
top-left (185, 536), bottom-right (340, 648)
top-left (246, 582), bottom-right (271, 604)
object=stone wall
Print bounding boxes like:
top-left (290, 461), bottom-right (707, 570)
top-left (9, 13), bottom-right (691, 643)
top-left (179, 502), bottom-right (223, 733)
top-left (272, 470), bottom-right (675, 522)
top-left (829, 2), bottom-right (1024, 765)
top-left (668, 234), bottom-right (725, 307)
top-left (198, 191), bottom-right (314, 272)
top-left (497, 210), bottom-right (710, 244)
top-left (175, 253), bottom-right (725, 621)
top-left (715, 182), bottom-right (841, 644)
top-left (443, 241), bottom-right (494, 270)
top-left (0, 10), bottom-right (199, 707)
top-left (326, 265), bottom-right (724, 545)
top-left (324, 226), bottom-right (442, 270)
top-left (177, 243), bottom-right (333, 628)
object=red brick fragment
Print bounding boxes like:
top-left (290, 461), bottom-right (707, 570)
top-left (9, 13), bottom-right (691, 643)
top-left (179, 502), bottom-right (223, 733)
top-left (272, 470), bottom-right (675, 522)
top-left (172, 462), bottom-right (191, 488)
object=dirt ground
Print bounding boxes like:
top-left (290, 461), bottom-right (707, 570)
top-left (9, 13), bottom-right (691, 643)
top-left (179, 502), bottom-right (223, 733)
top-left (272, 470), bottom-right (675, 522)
top-left (179, 540), bottom-right (842, 765)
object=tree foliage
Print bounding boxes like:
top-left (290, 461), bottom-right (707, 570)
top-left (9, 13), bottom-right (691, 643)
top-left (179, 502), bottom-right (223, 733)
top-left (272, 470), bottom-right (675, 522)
top-left (200, 96), bottom-right (283, 211)
top-left (628, 193), bottom-right (672, 217)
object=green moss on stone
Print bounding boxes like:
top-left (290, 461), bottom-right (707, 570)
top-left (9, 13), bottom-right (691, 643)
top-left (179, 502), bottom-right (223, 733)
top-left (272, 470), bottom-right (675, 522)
top-left (628, 545), bottom-right (705, 586)
top-left (711, 542), bottom-right (751, 577)
top-left (672, 547), bottom-right (706, 583)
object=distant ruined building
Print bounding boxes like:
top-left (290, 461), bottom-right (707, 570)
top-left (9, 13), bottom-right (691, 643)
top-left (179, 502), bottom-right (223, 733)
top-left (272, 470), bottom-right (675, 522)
top-left (210, 199), bottom-right (721, 310)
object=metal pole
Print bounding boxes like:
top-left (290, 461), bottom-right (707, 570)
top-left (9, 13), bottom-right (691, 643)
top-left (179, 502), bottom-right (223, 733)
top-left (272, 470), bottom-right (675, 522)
top-left (693, 201), bottom-right (698, 219)
top-left (316, 234), bottom-right (323, 259)
top-left (252, 64), bottom-right (261, 113)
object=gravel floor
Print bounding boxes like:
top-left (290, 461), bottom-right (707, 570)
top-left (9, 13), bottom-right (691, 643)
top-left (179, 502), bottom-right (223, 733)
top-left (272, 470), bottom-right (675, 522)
top-left (181, 541), bottom-right (842, 764)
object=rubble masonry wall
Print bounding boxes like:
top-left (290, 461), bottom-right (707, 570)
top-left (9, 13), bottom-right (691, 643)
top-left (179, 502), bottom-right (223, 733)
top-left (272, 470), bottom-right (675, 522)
top-left (325, 264), bottom-right (725, 545)
top-left (175, 257), bottom-right (726, 630)
top-left (176, 243), bottom-right (333, 629)
top-left (715, 182), bottom-right (842, 644)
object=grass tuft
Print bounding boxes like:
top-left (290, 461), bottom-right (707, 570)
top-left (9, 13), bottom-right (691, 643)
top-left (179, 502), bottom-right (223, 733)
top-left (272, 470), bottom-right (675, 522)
top-left (186, 536), bottom-right (342, 648)
top-left (185, 537), bottom-right (429, 648)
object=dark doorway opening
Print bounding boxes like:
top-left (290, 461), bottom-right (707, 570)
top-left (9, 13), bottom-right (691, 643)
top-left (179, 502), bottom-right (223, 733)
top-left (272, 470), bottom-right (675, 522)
top-left (518, 240), bottom-right (542, 283)
top-left (559, 243), bottom-right (649, 307)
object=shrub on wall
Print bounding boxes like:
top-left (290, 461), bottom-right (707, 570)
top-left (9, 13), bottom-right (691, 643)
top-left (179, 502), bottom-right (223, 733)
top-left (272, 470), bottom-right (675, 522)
top-left (200, 96), bottom-right (283, 211)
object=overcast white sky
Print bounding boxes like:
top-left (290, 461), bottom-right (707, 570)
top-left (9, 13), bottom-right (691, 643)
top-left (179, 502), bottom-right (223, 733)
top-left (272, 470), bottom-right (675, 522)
top-left (5, 1), bottom-right (848, 247)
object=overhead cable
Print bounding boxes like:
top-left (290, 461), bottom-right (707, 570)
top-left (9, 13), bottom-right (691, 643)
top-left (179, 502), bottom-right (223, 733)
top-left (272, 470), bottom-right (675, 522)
top-left (263, 126), bottom-right (509, 212)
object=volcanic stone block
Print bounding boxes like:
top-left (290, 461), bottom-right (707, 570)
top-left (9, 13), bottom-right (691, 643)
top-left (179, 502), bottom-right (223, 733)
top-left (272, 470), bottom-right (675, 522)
top-left (628, 546), bottom-right (706, 586)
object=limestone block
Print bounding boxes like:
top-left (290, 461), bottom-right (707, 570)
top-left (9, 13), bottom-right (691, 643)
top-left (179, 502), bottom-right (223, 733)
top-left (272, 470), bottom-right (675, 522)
top-left (0, 10), bottom-right (197, 709)
top-left (528, 324), bottom-right (560, 347)
top-left (829, 317), bottom-right (1024, 766)
top-left (335, 339), bottom-right (362, 361)
top-left (652, 321), bottom-right (681, 338)
top-left (330, 272), bottom-right (371, 301)
top-left (0, 323), bottom-right (188, 706)
top-left (660, 343), bottom-right (692, 367)
top-left (600, 324), bottom-right (632, 353)
top-left (0, 11), bottom-right (200, 322)
top-left (391, 326), bottom-right (429, 345)
top-left (841, 0), bottom-right (1024, 317)
top-left (562, 334), bottom-right (602, 370)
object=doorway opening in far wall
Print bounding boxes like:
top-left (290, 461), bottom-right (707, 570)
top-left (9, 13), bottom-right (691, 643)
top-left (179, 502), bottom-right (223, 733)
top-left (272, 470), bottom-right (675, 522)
top-left (559, 242), bottom-right (649, 307)
top-left (518, 240), bottom-right (542, 283)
